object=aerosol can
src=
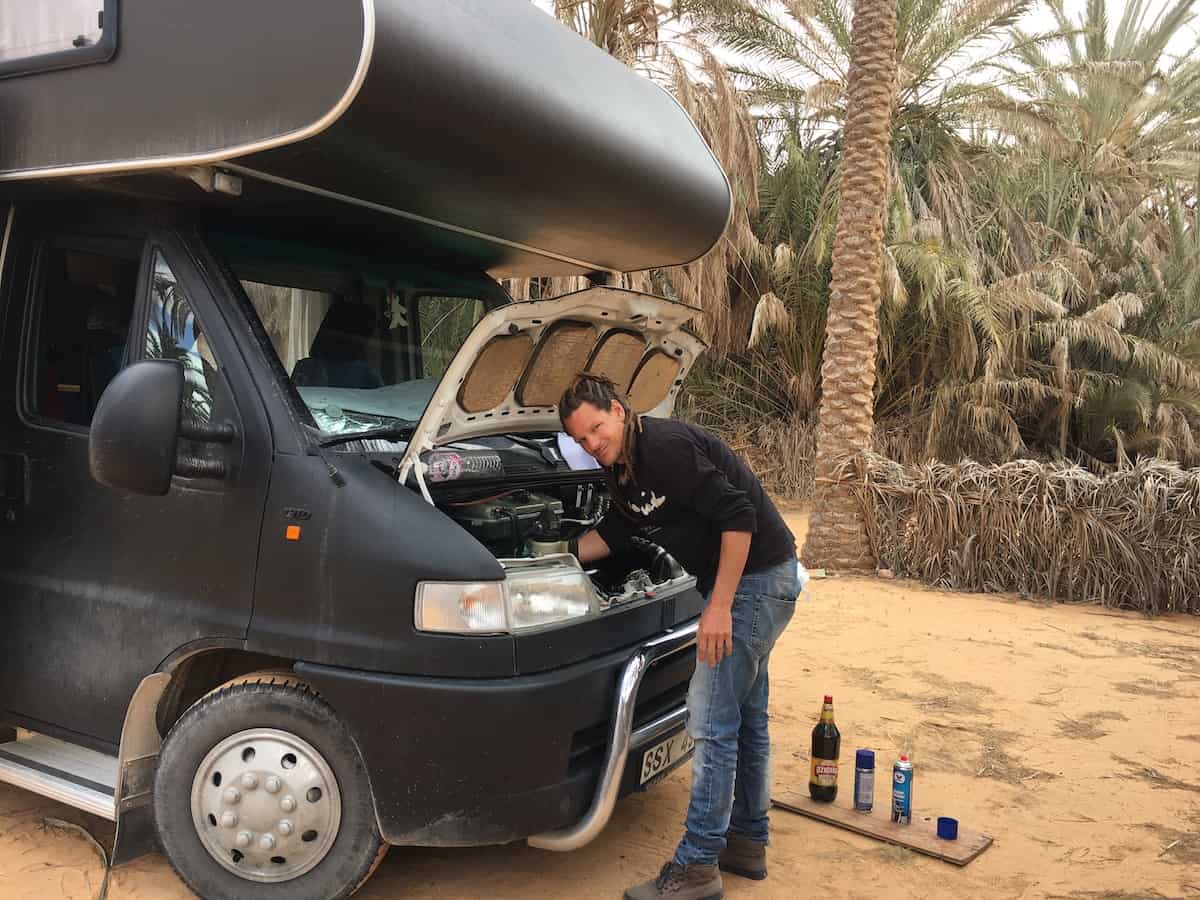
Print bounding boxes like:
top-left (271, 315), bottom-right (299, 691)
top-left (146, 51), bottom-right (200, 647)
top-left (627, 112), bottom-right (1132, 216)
top-left (891, 754), bottom-right (913, 824)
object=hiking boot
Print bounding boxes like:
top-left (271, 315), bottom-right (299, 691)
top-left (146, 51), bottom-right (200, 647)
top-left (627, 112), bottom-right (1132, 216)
top-left (623, 861), bottom-right (723, 900)
top-left (718, 833), bottom-right (767, 880)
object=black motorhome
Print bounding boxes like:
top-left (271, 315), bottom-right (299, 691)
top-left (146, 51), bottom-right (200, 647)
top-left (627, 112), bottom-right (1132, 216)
top-left (0, 3), bottom-right (731, 898)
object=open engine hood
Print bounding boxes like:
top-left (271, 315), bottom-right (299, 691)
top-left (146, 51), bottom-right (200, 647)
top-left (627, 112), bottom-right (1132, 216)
top-left (398, 287), bottom-right (707, 488)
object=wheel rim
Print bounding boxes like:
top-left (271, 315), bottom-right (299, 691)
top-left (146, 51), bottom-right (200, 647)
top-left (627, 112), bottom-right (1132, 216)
top-left (191, 728), bottom-right (342, 883)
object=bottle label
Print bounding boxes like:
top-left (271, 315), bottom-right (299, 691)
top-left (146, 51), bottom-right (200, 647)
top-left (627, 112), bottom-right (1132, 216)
top-left (810, 758), bottom-right (838, 787)
top-left (854, 770), bottom-right (874, 808)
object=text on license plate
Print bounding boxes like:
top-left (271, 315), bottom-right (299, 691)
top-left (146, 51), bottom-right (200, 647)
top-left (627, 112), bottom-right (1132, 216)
top-left (639, 730), bottom-right (695, 785)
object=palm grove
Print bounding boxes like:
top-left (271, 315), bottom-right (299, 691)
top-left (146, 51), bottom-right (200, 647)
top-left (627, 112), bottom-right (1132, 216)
top-left (542, 0), bottom-right (1200, 606)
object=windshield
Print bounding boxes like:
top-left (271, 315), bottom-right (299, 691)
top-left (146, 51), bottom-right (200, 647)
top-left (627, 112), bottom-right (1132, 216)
top-left (215, 236), bottom-right (490, 439)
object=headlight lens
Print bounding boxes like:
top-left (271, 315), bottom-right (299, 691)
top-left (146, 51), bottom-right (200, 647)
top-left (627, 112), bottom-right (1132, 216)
top-left (415, 556), bottom-right (599, 635)
top-left (505, 565), bottom-right (597, 632)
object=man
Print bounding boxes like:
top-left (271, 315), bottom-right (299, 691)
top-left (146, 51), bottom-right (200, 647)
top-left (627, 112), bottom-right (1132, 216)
top-left (559, 373), bottom-right (799, 900)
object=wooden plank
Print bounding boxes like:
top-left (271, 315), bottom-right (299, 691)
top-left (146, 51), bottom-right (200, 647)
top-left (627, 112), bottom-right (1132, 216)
top-left (771, 792), bottom-right (993, 866)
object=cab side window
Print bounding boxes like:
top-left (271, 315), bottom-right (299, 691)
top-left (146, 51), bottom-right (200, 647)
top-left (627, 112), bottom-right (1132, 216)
top-left (31, 242), bottom-right (140, 427)
top-left (144, 250), bottom-right (222, 425)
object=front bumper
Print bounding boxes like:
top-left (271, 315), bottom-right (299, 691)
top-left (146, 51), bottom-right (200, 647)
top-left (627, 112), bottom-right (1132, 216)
top-left (295, 618), bottom-right (698, 847)
top-left (527, 620), bottom-right (698, 850)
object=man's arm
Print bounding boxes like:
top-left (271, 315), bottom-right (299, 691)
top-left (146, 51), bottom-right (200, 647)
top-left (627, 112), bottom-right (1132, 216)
top-left (697, 530), bottom-right (751, 666)
top-left (572, 529), bottom-right (612, 564)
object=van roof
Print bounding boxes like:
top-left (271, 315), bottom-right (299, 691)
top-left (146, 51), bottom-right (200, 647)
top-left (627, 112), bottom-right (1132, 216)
top-left (0, 0), bottom-right (731, 279)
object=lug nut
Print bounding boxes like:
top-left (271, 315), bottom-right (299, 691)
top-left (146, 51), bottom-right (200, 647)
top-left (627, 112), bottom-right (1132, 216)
top-left (278, 820), bottom-right (294, 837)
top-left (280, 795), bottom-right (297, 813)
top-left (241, 773), bottom-right (259, 790)
top-left (223, 787), bottom-right (241, 805)
top-left (220, 811), bottom-right (239, 829)
top-left (264, 776), bottom-right (282, 794)
top-left (259, 833), bottom-right (276, 851)
top-left (235, 830), bottom-right (253, 848)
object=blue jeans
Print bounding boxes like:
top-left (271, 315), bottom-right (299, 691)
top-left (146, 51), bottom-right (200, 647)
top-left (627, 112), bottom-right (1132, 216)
top-left (673, 558), bottom-right (798, 868)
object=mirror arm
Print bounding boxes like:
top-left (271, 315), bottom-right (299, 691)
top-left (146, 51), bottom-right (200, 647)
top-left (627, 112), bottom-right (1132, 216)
top-left (174, 456), bottom-right (227, 480)
top-left (180, 418), bottom-right (236, 444)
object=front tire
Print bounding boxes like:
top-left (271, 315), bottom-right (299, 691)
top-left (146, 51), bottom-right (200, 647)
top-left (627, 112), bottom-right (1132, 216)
top-left (154, 676), bottom-right (386, 900)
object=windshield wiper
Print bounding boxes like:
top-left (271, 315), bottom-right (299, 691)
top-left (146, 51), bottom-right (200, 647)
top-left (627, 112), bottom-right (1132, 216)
top-left (317, 424), bottom-right (416, 448)
top-left (499, 433), bottom-right (563, 465)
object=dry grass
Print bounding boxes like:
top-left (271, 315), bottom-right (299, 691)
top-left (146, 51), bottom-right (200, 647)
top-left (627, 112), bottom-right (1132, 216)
top-left (851, 453), bottom-right (1200, 614)
top-left (1056, 711), bottom-right (1128, 740)
top-left (1113, 755), bottom-right (1200, 794)
top-left (967, 726), bottom-right (1056, 785)
top-left (1034, 641), bottom-right (1112, 660)
top-left (721, 418), bottom-right (816, 498)
top-left (1114, 679), bottom-right (1182, 698)
top-left (1046, 893), bottom-right (1186, 900)
top-left (869, 844), bottom-right (918, 865)
top-left (1138, 824), bottom-right (1200, 866)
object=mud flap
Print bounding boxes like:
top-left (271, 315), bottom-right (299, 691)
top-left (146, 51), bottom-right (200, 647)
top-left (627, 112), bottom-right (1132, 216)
top-left (111, 671), bottom-right (171, 866)
top-left (111, 801), bottom-right (158, 866)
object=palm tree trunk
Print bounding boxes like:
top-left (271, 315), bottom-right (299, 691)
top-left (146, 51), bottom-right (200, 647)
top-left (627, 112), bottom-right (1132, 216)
top-left (801, 0), bottom-right (898, 572)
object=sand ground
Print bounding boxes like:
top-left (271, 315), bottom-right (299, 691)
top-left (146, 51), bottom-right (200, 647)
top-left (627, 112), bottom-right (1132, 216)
top-left (2, 511), bottom-right (1198, 899)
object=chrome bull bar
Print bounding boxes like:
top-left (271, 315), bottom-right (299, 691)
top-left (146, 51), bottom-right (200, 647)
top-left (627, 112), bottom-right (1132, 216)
top-left (527, 619), bottom-right (699, 852)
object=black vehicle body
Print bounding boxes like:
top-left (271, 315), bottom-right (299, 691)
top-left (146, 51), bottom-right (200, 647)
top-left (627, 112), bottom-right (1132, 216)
top-left (0, 0), bottom-right (729, 878)
top-left (1, 0), bottom-right (729, 277)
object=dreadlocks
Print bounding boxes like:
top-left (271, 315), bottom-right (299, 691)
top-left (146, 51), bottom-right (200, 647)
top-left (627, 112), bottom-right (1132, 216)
top-left (559, 372), bottom-right (642, 518)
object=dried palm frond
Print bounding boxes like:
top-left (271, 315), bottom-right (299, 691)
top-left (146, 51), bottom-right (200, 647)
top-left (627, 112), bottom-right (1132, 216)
top-left (551, 3), bottom-right (765, 350)
top-left (657, 48), bottom-right (766, 349)
top-left (748, 291), bottom-right (791, 347)
top-left (553, 0), bottom-right (664, 65)
top-left (852, 451), bottom-right (1200, 614)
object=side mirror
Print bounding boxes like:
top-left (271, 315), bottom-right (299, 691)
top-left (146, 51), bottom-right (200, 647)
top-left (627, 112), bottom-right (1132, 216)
top-left (89, 360), bottom-right (184, 495)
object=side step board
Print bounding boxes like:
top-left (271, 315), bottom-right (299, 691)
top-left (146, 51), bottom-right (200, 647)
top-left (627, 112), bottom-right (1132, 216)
top-left (0, 731), bottom-right (117, 820)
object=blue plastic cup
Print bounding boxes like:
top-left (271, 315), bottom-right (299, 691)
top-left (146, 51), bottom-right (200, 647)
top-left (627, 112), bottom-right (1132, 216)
top-left (936, 817), bottom-right (958, 840)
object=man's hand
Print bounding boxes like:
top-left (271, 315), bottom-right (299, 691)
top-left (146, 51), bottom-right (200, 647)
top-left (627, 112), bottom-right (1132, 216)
top-left (697, 599), bottom-right (733, 666)
top-left (695, 530), bottom-right (751, 666)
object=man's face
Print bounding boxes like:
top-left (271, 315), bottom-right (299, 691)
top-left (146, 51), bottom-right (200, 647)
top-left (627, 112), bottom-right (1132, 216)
top-left (563, 399), bottom-right (626, 467)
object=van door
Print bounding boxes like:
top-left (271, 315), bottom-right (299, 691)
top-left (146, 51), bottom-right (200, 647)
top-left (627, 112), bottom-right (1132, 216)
top-left (0, 210), bottom-right (271, 746)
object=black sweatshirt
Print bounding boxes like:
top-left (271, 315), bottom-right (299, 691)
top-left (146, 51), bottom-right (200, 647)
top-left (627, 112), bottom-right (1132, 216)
top-left (595, 417), bottom-right (796, 593)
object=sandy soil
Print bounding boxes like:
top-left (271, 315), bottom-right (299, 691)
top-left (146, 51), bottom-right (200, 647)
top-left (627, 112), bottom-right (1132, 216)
top-left (2, 511), bottom-right (1199, 899)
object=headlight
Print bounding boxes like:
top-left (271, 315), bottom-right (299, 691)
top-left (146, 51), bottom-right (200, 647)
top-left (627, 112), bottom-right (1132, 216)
top-left (415, 581), bottom-right (507, 634)
top-left (505, 563), bottom-right (597, 631)
top-left (415, 556), bottom-right (599, 635)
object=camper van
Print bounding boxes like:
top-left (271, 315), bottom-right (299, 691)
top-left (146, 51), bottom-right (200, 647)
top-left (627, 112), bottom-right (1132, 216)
top-left (0, 2), bottom-right (731, 898)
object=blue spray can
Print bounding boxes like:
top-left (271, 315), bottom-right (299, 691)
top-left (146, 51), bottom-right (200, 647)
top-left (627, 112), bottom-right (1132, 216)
top-left (891, 754), bottom-right (913, 824)
top-left (853, 750), bottom-right (875, 811)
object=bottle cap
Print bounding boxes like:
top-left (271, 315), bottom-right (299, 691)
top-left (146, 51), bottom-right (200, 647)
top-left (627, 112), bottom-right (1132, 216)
top-left (937, 817), bottom-right (958, 840)
top-left (856, 749), bottom-right (875, 769)
top-left (823, 694), bottom-right (833, 704)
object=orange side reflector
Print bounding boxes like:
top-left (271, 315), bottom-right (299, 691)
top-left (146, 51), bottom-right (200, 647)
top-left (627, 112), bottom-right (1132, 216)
top-left (285, 525), bottom-right (301, 542)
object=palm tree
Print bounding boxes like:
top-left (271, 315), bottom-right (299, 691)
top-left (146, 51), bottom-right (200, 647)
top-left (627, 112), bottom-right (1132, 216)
top-left (685, 0), bottom-right (1200, 476)
top-left (680, 0), bottom-right (1042, 263)
top-left (552, 0), bottom-right (662, 64)
top-left (1000, 0), bottom-right (1200, 230)
top-left (547, 0), bottom-right (766, 350)
top-left (966, 0), bottom-right (1200, 468)
top-left (802, 0), bottom-right (899, 571)
top-left (678, 0), bottom-right (1065, 468)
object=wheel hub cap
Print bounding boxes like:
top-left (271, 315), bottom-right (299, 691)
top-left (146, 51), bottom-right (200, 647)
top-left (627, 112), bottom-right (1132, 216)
top-left (191, 728), bottom-right (342, 882)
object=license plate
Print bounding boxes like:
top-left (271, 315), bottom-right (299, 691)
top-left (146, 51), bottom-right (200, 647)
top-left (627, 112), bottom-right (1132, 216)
top-left (639, 730), bottom-right (695, 785)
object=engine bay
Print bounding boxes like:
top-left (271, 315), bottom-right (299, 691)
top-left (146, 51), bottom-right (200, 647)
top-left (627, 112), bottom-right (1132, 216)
top-left (440, 486), bottom-right (600, 559)
top-left (437, 480), bottom-right (694, 610)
